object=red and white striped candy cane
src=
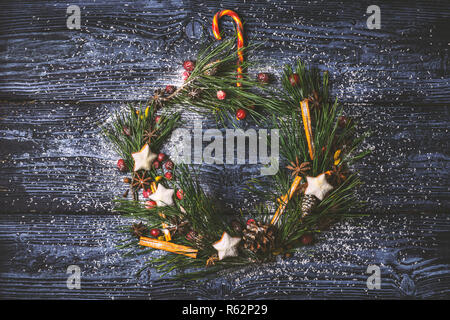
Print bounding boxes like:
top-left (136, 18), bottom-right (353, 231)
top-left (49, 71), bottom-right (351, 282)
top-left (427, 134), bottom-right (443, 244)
top-left (212, 10), bottom-right (244, 87)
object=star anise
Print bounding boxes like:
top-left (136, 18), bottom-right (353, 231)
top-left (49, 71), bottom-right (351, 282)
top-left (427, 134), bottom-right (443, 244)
top-left (308, 90), bottom-right (322, 110)
top-left (131, 171), bottom-right (152, 190)
top-left (286, 157), bottom-right (311, 177)
top-left (330, 164), bottom-right (347, 186)
top-left (188, 88), bottom-right (202, 100)
top-left (131, 222), bottom-right (148, 238)
top-left (143, 127), bottom-right (158, 144)
top-left (152, 88), bottom-right (165, 108)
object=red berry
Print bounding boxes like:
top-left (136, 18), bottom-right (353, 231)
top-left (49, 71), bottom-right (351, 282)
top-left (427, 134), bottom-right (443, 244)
top-left (150, 228), bottom-right (160, 237)
top-left (165, 160), bottom-right (174, 170)
top-left (153, 160), bottom-right (160, 169)
top-left (289, 73), bottom-right (300, 86)
top-left (142, 189), bottom-right (152, 198)
top-left (182, 71), bottom-right (191, 81)
top-left (155, 115), bottom-right (161, 123)
top-left (117, 159), bottom-right (127, 172)
top-left (257, 72), bottom-right (270, 83)
top-left (157, 153), bottom-right (166, 162)
top-left (122, 126), bottom-right (131, 136)
top-left (164, 172), bottom-right (173, 180)
top-left (165, 85), bottom-right (175, 95)
top-left (300, 234), bottom-right (314, 245)
top-left (247, 218), bottom-right (256, 225)
top-left (216, 90), bottom-right (226, 100)
top-left (176, 189), bottom-right (184, 200)
top-left (183, 60), bottom-right (195, 72)
top-left (145, 200), bottom-right (157, 209)
top-left (236, 108), bottom-right (247, 120)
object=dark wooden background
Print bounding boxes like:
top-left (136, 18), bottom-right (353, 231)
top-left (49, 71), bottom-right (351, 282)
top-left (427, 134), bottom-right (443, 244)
top-left (0, 0), bottom-right (449, 299)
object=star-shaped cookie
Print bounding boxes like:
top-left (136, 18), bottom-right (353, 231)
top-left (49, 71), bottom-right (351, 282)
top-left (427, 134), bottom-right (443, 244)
top-left (305, 173), bottom-right (334, 201)
top-left (212, 232), bottom-right (241, 260)
top-left (131, 144), bottom-right (157, 172)
top-left (148, 184), bottom-right (174, 207)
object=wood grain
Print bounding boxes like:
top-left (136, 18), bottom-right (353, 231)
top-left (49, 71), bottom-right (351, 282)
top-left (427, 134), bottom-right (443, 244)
top-left (0, 212), bottom-right (448, 299)
top-left (0, 0), bottom-right (448, 104)
top-left (0, 0), bottom-right (448, 299)
top-left (0, 101), bottom-right (448, 214)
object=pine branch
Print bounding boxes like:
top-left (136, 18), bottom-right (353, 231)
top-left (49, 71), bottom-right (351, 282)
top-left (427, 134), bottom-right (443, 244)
top-left (248, 59), bottom-right (369, 249)
top-left (101, 102), bottom-right (180, 172)
top-left (104, 47), bottom-right (371, 279)
top-left (159, 37), bottom-right (288, 126)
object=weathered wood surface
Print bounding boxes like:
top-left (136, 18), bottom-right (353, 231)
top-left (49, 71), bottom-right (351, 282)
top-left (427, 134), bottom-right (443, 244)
top-left (0, 101), bottom-right (448, 214)
top-left (0, 0), bottom-right (448, 104)
top-left (0, 0), bottom-right (449, 299)
top-left (0, 213), bottom-right (448, 299)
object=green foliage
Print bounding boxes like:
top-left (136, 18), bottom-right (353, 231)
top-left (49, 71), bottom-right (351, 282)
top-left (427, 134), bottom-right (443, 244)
top-left (163, 37), bottom-right (286, 126)
top-left (103, 41), bottom-right (369, 278)
top-left (102, 102), bottom-right (180, 172)
top-left (115, 164), bottom-right (257, 279)
top-left (247, 60), bottom-right (370, 250)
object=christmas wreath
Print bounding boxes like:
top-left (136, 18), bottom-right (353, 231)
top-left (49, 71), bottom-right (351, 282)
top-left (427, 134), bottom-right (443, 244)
top-left (102, 10), bottom-right (369, 279)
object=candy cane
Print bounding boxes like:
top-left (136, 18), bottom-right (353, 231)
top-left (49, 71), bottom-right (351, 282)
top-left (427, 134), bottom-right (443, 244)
top-left (212, 10), bottom-right (244, 87)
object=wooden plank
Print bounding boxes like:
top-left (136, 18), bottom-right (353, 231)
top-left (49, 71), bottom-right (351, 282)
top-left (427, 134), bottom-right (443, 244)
top-left (0, 101), bottom-right (448, 214)
top-left (0, 0), bottom-right (448, 301)
top-left (350, 105), bottom-right (450, 213)
top-left (0, 212), bottom-right (448, 299)
top-left (0, 0), bottom-right (448, 104)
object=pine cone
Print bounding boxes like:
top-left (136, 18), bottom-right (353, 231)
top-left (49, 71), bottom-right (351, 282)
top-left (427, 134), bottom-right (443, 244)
top-left (242, 221), bottom-right (275, 254)
top-left (301, 194), bottom-right (318, 218)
